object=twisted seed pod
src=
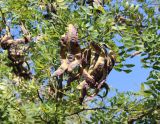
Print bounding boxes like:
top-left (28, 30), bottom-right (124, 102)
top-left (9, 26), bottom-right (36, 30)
top-left (53, 24), bottom-right (82, 76)
top-left (52, 24), bottom-right (116, 104)
top-left (78, 42), bottom-right (116, 104)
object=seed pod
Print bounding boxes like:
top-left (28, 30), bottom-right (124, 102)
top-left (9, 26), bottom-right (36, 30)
top-left (53, 24), bottom-right (81, 75)
top-left (1, 35), bottom-right (12, 49)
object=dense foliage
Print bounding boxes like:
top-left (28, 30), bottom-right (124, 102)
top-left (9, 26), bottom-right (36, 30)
top-left (0, 0), bottom-right (159, 123)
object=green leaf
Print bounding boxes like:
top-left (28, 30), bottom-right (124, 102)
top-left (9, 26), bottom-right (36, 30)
top-left (124, 64), bottom-right (135, 68)
top-left (153, 65), bottom-right (160, 71)
top-left (144, 90), bottom-right (152, 95)
top-left (130, 4), bottom-right (135, 11)
top-left (97, 6), bottom-right (105, 14)
top-left (144, 80), bottom-right (154, 85)
top-left (134, 5), bottom-right (139, 11)
top-left (124, 1), bottom-right (129, 10)
top-left (114, 67), bottom-right (123, 72)
top-left (141, 83), bottom-right (145, 91)
top-left (123, 69), bottom-right (132, 73)
top-left (111, 26), bottom-right (126, 31)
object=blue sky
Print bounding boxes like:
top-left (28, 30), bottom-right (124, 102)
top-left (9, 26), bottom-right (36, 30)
top-left (106, 31), bottom-right (151, 94)
top-left (108, 56), bottom-right (151, 93)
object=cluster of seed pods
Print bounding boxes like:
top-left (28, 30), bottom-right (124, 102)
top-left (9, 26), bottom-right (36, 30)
top-left (0, 28), bottom-right (31, 79)
top-left (53, 24), bottom-right (116, 104)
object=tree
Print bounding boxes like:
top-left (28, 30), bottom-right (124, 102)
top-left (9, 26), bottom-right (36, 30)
top-left (0, 0), bottom-right (159, 123)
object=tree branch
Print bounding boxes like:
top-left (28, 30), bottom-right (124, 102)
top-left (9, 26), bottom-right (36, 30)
top-left (66, 106), bottom-right (107, 117)
top-left (128, 104), bottom-right (160, 124)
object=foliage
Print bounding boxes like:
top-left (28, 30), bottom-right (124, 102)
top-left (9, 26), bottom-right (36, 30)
top-left (0, 0), bottom-right (159, 123)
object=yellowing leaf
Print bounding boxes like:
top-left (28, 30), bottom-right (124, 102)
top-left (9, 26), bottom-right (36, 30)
top-left (97, 6), bottom-right (105, 14)
top-left (112, 26), bottom-right (126, 31)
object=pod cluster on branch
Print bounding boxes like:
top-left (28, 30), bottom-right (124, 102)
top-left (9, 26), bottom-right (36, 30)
top-left (53, 24), bottom-right (116, 104)
top-left (0, 33), bottom-right (31, 79)
top-left (0, 11), bottom-right (32, 79)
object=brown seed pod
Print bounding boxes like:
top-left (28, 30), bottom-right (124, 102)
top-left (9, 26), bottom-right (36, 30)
top-left (77, 42), bottom-right (116, 104)
top-left (52, 24), bottom-right (116, 104)
top-left (53, 24), bottom-right (82, 76)
top-left (0, 29), bottom-right (31, 79)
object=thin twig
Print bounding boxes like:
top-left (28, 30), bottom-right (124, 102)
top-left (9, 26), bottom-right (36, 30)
top-left (0, 8), bottom-right (6, 24)
top-left (19, 21), bottom-right (31, 41)
top-left (77, 113), bottom-right (82, 123)
top-left (0, 8), bottom-right (11, 37)
top-left (9, 103), bottom-right (25, 117)
top-left (37, 89), bottom-right (44, 103)
top-left (39, 116), bottom-right (49, 123)
top-left (20, 21), bottom-right (29, 36)
top-left (130, 51), bottom-right (142, 58)
top-left (82, 0), bottom-right (86, 5)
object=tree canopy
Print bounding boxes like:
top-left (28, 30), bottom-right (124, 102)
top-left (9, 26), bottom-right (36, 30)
top-left (0, 0), bottom-right (159, 123)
